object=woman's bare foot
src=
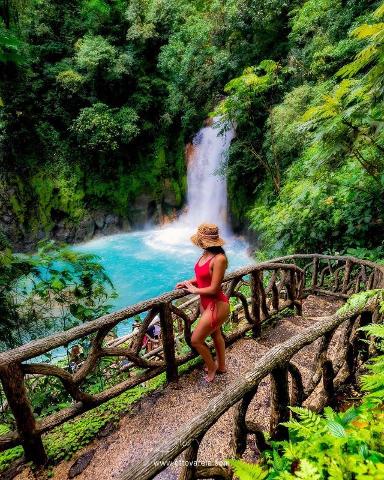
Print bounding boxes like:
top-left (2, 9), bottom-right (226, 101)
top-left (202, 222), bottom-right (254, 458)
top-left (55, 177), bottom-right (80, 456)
top-left (204, 365), bottom-right (217, 382)
top-left (204, 361), bottom-right (227, 374)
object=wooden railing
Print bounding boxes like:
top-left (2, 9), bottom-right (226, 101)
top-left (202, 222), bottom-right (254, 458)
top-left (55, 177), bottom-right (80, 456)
top-left (0, 254), bottom-right (383, 468)
top-left (120, 292), bottom-right (383, 480)
top-left (273, 254), bottom-right (384, 298)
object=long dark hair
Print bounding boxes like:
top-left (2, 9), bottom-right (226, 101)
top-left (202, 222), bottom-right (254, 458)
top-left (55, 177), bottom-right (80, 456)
top-left (204, 246), bottom-right (228, 268)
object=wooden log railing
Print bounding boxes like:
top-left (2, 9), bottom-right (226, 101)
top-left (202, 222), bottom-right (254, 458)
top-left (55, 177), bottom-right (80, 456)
top-left (118, 291), bottom-right (384, 480)
top-left (0, 254), bottom-right (383, 467)
top-left (271, 254), bottom-right (384, 298)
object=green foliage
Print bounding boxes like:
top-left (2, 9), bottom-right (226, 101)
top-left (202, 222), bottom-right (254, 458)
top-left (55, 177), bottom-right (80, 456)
top-left (75, 35), bottom-right (117, 72)
top-left (250, 158), bottom-right (384, 256)
top-left (0, 444), bottom-right (23, 472)
top-left (218, 0), bottom-right (384, 255)
top-left (0, 19), bottom-right (24, 64)
top-left (229, 458), bottom-right (268, 480)
top-left (336, 289), bottom-right (383, 316)
top-left (158, 13), bottom-right (230, 128)
top-left (71, 103), bottom-right (139, 151)
top-left (2, 0), bottom-right (384, 263)
top-left (214, 60), bottom-right (281, 131)
top-left (289, 0), bottom-right (365, 77)
top-left (230, 400), bottom-right (384, 478)
top-left (56, 69), bottom-right (85, 93)
top-left (358, 317), bottom-right (384, 404)
top-left (0, 240), bottom-right (116, 349)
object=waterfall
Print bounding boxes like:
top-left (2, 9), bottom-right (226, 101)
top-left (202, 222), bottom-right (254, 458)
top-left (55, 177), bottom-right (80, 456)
top-left (181, 118), bottom-right (235, 235)
top-left (141, 117), bottom-right (238, 252)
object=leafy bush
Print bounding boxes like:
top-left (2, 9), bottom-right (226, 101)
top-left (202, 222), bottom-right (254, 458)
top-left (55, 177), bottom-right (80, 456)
top-left (75, 35), bottom-right (117, 72)
top-left (0, 240), bottom-right (116, 349)
top-left (71, 103), bottom-right (139, 151)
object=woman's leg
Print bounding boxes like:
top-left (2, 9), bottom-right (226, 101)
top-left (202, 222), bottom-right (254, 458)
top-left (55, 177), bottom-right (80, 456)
top-left (211, 328), bottom-right (226, 372)
top-left (192, 301), bottom-right (230, 381)
top-left (191, 310), bottom-right (216, 379)
top-left (212, 301), bottom-right (229, 371)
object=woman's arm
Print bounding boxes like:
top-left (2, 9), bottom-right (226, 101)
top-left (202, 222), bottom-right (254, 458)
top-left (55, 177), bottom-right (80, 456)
top-left (184, 255), bottom-right (226, 295)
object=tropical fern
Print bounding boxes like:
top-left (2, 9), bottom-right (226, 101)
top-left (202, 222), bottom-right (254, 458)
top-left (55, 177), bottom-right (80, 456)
top-left (294, 459), bottom-right (321, 480)
top-left (327, 461), bottom-right (345, 480)
top-left (323, 405), bottom-right (359, 427)
top-left (227, 459), bottom-right (268, 480)
top-left (337, 3), bottom-right (384, 98)
top-left (336, 289), bottom-right (383, 316)
top-left (301, 80), bottom-right (354, 124)
top-left (359, 324), bottom-right (384, 338)
top-left (281, 407), bottom-right (327, 440)
top-left (289, 406), bottom-right (323, 429)
top-left (270, 450), bottom-right (290, 473)
top-left (340, 406), bottom-right (360, 426)
top-left (375, 3), bottom-right (384, 18)
top-left (360, 372), bottom-right (384, 392)
top-left (281, 442), bottom-right (302, 461)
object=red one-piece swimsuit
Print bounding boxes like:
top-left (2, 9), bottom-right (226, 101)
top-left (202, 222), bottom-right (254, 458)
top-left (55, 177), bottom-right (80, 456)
top-left (194, 254), bottom-right (229, 329)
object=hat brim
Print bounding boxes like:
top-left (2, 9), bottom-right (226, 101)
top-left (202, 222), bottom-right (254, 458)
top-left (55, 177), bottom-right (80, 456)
top-left (190, 233), bottom-right (225, 248)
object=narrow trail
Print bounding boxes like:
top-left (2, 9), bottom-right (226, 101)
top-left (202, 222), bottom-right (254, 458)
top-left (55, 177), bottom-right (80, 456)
top-left (16, 295), bottom-right (342, 480)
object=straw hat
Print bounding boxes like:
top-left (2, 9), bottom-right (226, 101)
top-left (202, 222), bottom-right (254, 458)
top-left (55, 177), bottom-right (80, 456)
top-left (190, 223), bottom-right (225, 248)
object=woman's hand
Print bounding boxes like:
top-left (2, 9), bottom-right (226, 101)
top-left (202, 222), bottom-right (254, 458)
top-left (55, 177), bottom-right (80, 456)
top-left (175, 279), bottom-right (197, 289)
top-left (184, 281), bottom-right (199, 294)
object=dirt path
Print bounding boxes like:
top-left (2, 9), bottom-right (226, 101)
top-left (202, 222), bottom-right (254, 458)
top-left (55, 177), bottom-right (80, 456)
top-left (15, 295), bottom-right (342, 480)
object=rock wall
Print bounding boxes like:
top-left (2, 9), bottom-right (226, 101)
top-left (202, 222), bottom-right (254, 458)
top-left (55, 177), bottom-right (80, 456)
top-left (0, 185), bottom-right (183, 252)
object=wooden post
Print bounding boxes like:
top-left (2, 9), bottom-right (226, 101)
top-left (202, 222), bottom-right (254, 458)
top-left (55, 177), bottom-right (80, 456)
top-left (0, 363), bottom-right (47, 465)
top-left (288, 363), bottom-right (304, 407)
top-left (322, 360), bottom-right (335, 406)
top-left (288, 270), bottom-right (302, 315)
top-left (232, 385), bottom-right (258, 457)
top-left (311, 257), bottom-right (319, 292)
top-left (179, 436), bottom-right (202, 480)
top-left (345, 341), bottom-right (356, 382)
top-left (259, 272), bottom-right (269, 320)
top-left (159, 302), bottom-right (178, 383)
top-left (271, 281), bottom-right (279, 311)
top-left (342, 259), bottom-right (352, 294)
top-left (286, 270), bottom-right (295, 303)
top-left (293, 271), bottom-right (303, 315)
top-left (250, 271), bottom-right (261, 338)
top-left (270, 365), bottom-right (290, 441)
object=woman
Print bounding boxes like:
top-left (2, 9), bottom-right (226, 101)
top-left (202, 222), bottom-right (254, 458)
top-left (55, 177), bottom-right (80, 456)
top-left (176, 223), bottom-right (230, 382)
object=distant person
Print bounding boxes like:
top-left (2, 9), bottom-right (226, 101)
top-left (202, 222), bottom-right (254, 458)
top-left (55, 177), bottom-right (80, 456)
top-left (153, 322), bottom-right (161, 339)
top-left (146, 319), bottom-right (161, 352)
top-left (176, 223), bottom-right (229, 382)
top-left (69, 344), bottom-right (85, 372)
top-left (131, 319), bottom-right (151, 352)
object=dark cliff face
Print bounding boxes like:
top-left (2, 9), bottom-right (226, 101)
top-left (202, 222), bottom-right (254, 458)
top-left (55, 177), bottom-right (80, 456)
top-left (0, 183), bottom-right (184, 252)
